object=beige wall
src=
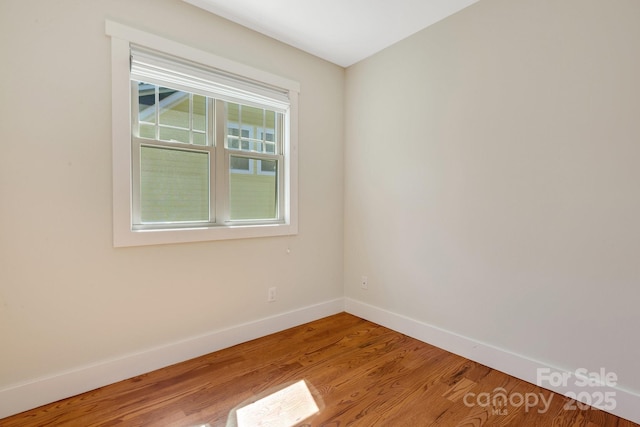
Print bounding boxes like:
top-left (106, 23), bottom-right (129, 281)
top-left (0, 0), bottom-right (344, 388)
top-left (3, 0), bottom-right (640, 418)
top-left (345, 0), bottom-right (640, 394)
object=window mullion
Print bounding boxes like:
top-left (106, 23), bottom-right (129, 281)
top-left (154, 86), bottom-right (160, 140)
top-left (130, 82), bottom-right (140, 138)
top-left (189, 93), bottom-right (193, 144)
top-left (213, 99), bottom-right (228, 224)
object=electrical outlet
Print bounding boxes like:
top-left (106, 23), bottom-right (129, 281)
top-left (360, 276), bottom-right (368, 290)
top-left (268, 287), bottom-right (277, 302)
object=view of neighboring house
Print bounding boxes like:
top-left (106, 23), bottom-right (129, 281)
top-left (135, 82), bottom-right (280, 223)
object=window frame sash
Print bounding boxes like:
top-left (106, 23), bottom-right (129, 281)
top-left (107, 20), bottom-right (299, 247)
top-left (131, 78), bottom-right (286, 229)
top-left (131, 137), bottom-right (216, 230)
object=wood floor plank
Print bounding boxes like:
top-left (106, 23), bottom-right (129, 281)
top-left (1, 313), bottom-right (637, 427)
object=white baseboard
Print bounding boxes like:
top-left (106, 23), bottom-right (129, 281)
top-left (344, 298), bottom-right (640, 424)
top-left (0, 298), bottom-right (344, 419)
top-left (4, 297), bottom-right (639, 424)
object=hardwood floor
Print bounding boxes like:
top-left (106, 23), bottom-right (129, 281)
top-left (2, 313), bottom-right (637, 426)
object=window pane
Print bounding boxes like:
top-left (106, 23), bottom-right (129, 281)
top-left (193, 132), bottom-right (206, 146)
top-left (192, 94), bottom-right (206, 132)
top-left (265, 132), bottom-right (275, 142)
top-left (159, 87), bottom-right (189, 130)
top-left (138, 83), bottom-right (156, 124)
top-left (241, 105), bottom-right (264, 128)
top-left (140, 146), bottom-right (209, 223)
top-left (240, 129), bottom-right (251, 151)
top-left (262, 131), bottom-right (275, 154)
top-left (159, 127), bottom-right (189, 144)
top-left (137, 84), bottom-right (211, 146)
top-left (227, 102), bottom-right (239, 123)
top-left (225, 102), bottom-right (280, 155)
top-left (230, 156), bottom-right (251, 172)
top-left (139, 123), bottom-right (155, 139)
top-left (265, 110), bottom-right (275, 131)
top-left (229, 156), bottom-right (277, 220)
top-left (151, 86), bottom-right (191, 143)
top-left (260, 159), bottom-right (277, 174)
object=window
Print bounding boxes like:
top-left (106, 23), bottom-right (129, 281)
top-left (107, 22), bottom-right (299, 246)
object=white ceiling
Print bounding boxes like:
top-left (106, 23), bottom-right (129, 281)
top-left (184, 0), bottom-right (481, 67)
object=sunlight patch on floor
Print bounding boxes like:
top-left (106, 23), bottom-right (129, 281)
top-left (234, 380), bottom-right (320, 427)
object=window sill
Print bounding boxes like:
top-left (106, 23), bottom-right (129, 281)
top-left (114, 222), bottom-right (297, 247)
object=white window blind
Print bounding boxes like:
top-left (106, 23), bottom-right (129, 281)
top-left (130, 45), bottom-right (290, 113)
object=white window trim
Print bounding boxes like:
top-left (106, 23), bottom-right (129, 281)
top-left (106, 21), bottom-right (299, 247)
